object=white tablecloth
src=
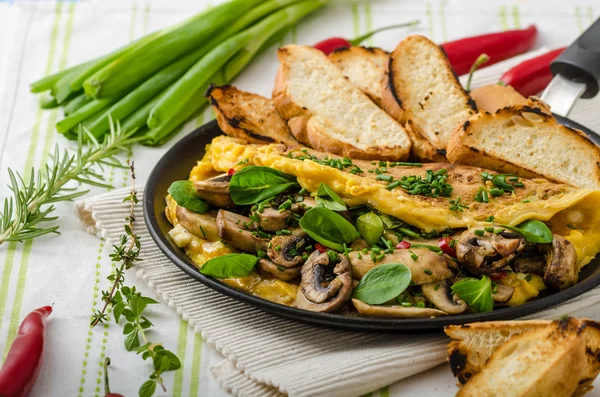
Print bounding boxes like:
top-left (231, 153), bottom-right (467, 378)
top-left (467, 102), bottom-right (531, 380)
top-left (1, 1), bottom-right (600, 396)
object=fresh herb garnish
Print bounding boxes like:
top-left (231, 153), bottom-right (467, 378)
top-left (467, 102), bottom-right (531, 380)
top-left (449, 197), bottom-right (469, 212)
top-left (481, 172), bottom-right (525, 197)
top-left (315, 183), bottom-right (346, 211)
top-left (353, 263), bottom-right (412, 304)
top-left (409, 243), bottom-right (442, 253)
top-left (229, 166), bottom-right (299, 205)
top-left (0, 121), bottom-right (138, 246)
top-left (500, 219), bottom-right (553, 243)
top-left (451, 276), bottom-right (494, 312)
top-left (397, 169), bottom-right (453, 197)
top-left (486, 216), bottom-right (495, 222)
top-left (91, 162), bottom-right (181, 396)
top-left (474, 187), bottom-right (489, 203)
top-left (168, 181), bottom-right (210, 213)
top-left (289, 152), bottom-right (363, 174)
top-left (299, 207), bottom-right (359, 251)
top-left (356, 212), bottom-right (384, 246)
top-left (199, 253), bottom-right (258, 278)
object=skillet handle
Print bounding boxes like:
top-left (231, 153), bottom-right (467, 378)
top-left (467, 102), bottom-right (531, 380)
top-left (551, 17), bottom-right (600, 99)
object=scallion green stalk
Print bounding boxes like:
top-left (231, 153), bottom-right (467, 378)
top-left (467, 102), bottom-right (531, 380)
top-left (83, 0), bottom-right (264, 98)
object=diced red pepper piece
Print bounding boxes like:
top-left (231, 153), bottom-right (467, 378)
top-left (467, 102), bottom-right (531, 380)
top-left (227, 168), bottom-right (236, 176)
top-left (315, 243), bottom-right (327, 252)
top-left (396, 240), bottom-right (411, 249)
top-left (438, 236), bottom-right (457, 258)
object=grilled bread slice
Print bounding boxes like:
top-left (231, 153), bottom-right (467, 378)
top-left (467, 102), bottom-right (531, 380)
top-left (455, 318), bottom-right (586, 397)
top-left (205, 84), bottom-right (299, 147)
top-left (272, 44), bottom-right (412, 161)
top-left (470, 84), bottom-right (528, 113)
top-left (446, 318), bottom-right (600, 397)
top-left (382, 35), bottom-right (477, 159)
top-left (446, 104), bottom-right (600, 188)
top-left (328, 46), bottom-right (388, 106)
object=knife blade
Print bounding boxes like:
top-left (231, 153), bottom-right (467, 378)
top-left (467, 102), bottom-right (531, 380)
top-left (541, 17), bottom-right (600, 118)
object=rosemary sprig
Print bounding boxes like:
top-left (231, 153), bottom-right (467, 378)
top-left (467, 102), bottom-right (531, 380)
top-left (91, 162), bottom-right (181, 397)
top-left (0, 119), bottom-right (139, 246)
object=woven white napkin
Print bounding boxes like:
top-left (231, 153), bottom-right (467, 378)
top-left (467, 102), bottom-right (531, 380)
top-left (75, 51), bottom-right (600, 397)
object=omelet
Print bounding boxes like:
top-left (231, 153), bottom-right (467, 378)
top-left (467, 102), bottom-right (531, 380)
top-left (200, 135), bottom-right (600, 269)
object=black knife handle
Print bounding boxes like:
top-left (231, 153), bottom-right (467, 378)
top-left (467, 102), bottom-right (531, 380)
top-left (551, 17), bottom-right (600, 98)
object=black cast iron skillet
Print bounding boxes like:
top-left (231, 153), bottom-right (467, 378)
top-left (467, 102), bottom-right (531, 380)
top-left (143, 115), bottom-right (600, 332)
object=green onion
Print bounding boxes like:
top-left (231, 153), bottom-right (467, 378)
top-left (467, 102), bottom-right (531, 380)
top-left (376, 174), bottom-right (393, 182)
top-left (474, 229), bottom-right (485, 236)
top-left (387, 181), bottom-right (401, 190)
top-left (484, 226), bottom-right (495, 233)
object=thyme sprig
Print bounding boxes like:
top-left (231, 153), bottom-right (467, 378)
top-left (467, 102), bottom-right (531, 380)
top-left (0, 119), bottom-right (139, 246)
top-left (91, 161), bottom-right (181, 397)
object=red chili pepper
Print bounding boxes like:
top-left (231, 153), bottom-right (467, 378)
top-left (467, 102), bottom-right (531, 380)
top-left (227, 168), bottom-right (236, 176)
top-left (314, 20), bottom-right (420, 55)
top-left (498, 47), bottom-right (565, 97)
top-left (315, 243), bottom-right (327, 252)
top-left (441, 25), bottom-right (538, 76)
top-left (490, 271), bottom-right (508, 281)
top-left (0, 306), bottom-right (52, 397)
top-left (396, 240), bottom-right (411, 249)
top-left (438, 237), bottom-right (457, 258)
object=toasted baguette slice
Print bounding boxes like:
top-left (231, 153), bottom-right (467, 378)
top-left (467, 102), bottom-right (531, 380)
top-left (205, 84), bottom-right (299, 147)
top-left (446, 318), bottom-right (600, 397)
top-left (447, 104), bottom-right (600, 188)
top-left (272, 45), bottom-right (412, 161)
top-left (382, 35), bottom-right (477, 153)
top-left (470, 84), bottom-right (528, 113)
top-left (455, 318), bottom-right (586, 397)
top-left (328, 46), bottom-right (388, 106)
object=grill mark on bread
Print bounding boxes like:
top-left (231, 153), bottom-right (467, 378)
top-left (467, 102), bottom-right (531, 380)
top-left (387, 56), bottom-right (403, 109)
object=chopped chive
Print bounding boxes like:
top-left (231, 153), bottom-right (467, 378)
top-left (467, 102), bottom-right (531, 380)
top-left (411, 252), bottom-right (419, 260)
top-left (484, 226), bottom-right (495, 233)
top-left (486, 216), bottom-right (495, 222)
top-left (376, 253), bottom-right (386, 261)
top-left (474, 229), bottom-right (485, 237)
top-left (401, 302), bottom-right (412, 307)
top-left (376, 174), bottom-right (394, 182)
top-left (489, 188), bottom-right (505, 197)
top-left (275, 245), bottom-right (282, 252)
top-left (423, 269), bottom-right (433, 275)
top-left (494, 228), bottom-right (504, 234)
top-left (387, 180), bottom-right (401, 190)
top-left (416, 301), bottom-right (426, 308)
top-left (433, 283), bottom-right (440, 291)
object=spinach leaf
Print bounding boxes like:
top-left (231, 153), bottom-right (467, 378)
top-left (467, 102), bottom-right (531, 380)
top-left (299, 207), bottom-right (360, 251)
top-left (353, 263), bottom-right (412, 304)
top-left (199, 253), bottom-right (258, 278)
top-left (229, 166), bottom-right (299, 205)
top-left (356, 212), bottom-right (384, 246)
top-left (168, 181), bottom-right (210, 213)
top-left (500, 219), bottom-right (553, 243)
top-left (451, 276), bottom-right (493, 313)
top-left (315, 183), bottom-right (346, 211)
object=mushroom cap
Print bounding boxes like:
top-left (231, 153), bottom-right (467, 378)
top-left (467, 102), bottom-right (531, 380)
top-left (175, 207), bottom-right (220, 241)
top-left (543, 234), bottom-right (578, 290)
top-left (422, 280), bottom-right (467, 315)
top-left (216, 210), bottom-right (267, 253)
top-left (352, 299), bottom-right (448, 318)
top-left (267, 229), bottom-right (310, 269)
top-left (257, 258), bottom-right (301, 281)
top-left (492, 283), bottom-right (515, 303)
top-left (194, 174), bottom-right (235, 208)
top-left (457, 228), bottom-right (526, 275)
top-left (348, 248), bottom-right (457, 284)
top-left (295, 251), bottom-right (353, 313)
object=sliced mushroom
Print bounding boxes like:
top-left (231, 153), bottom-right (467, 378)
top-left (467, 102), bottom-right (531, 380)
top-left (193, 174), bottom-right (234, 208)
top-left (492, 283), bottom-right (515, 303)
top-left (422, 280), bottom-right (467, 315)
top-left (511, 254), bottom-right (545, 275)
top-left (457, 228), bottom-right (526, 275)
top-left (352, 299), bottom-right (447, 318)
top-left (251, 196), bottom-right (316, 232)
top-left (257, 258), bottom-right (301, 281)
top-left (175, 206), bottom-right (220, 241)
top-left (543, 234), bottom-right (578, 290)
top-left (267, 229), bottom-right (310, 268)
top-left (295, 251), bottom-right (353, 312)
top-left (216, 210), bottom-right (267, 253)
top-left (348, 248), bottom-right (457, 284)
